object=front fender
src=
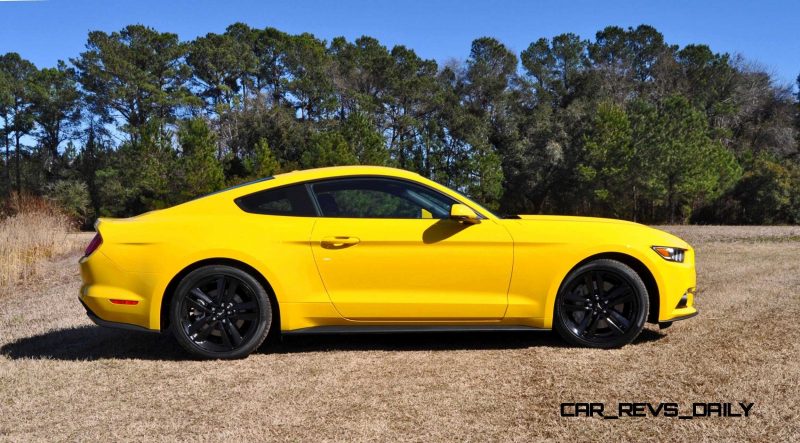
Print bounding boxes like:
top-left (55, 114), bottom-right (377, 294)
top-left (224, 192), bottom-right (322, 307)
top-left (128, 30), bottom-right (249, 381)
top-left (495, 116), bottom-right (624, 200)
top-left (538, 244), bottom-right (669, 329)
top-left (505, 240), bottom-right (681, 329)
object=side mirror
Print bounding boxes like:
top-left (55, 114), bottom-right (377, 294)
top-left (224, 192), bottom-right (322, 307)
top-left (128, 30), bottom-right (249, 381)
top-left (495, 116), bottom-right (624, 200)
top-left (449, 204), bottom-right (481, 224)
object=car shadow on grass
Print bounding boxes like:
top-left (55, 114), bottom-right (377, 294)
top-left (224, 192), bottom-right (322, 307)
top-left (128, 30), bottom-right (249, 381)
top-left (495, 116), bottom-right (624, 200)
top-left (0, 325), bottom-right (666, 361)
top-left (271, 328), bottom-right (665, 354)
top-left (0, 325), bottom-right (186, 361)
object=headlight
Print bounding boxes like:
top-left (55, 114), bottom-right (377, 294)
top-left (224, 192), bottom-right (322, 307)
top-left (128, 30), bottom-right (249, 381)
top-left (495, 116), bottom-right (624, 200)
top-left (651, 246), bottom-right (686, 263)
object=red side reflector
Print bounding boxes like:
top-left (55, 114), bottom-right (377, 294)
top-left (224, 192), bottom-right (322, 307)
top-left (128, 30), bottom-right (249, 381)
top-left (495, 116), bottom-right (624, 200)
top-left (109, 299), bottom-right (139, 305)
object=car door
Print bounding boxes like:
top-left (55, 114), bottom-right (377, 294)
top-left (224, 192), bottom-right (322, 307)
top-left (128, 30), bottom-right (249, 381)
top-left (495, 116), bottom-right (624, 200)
top-left (308, 176), bottom-right (513, 321)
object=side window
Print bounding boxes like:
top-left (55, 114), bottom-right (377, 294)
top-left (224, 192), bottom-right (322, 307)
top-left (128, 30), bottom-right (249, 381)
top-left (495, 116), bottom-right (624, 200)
top-left (235, 184), bottom-right (317, 216)
top-left (311, 178), bottom-right (457, 219)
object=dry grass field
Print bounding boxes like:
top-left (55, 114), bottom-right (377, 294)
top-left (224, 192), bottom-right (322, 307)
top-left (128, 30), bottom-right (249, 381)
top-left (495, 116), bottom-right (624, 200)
top-left (1, 226), bottom-right (798, 441)
top-left (0, 196), bottom-right (79, 291)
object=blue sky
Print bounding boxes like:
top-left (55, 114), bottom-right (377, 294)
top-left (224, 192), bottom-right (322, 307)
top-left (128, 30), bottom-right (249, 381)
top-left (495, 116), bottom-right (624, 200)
top-left (1, 0), bottom-right (798, 87)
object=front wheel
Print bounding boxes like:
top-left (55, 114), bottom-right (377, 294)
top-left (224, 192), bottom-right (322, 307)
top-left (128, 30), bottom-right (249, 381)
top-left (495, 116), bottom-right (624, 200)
top-left (170, 265), bottom-right (272, 359)
top-left (553, 259), bottom-right (648, 348)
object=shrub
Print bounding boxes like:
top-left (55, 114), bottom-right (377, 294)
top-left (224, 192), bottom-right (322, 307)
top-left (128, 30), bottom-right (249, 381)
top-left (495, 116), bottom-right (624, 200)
top-left (0, 193), bottom-right (80, 291)
top-left (45, 179), bottom-right (91, 224)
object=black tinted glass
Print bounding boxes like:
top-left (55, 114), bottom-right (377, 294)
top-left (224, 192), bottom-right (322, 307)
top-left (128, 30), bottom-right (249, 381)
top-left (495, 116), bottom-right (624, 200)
top-left (312, 178), bottom-right (456, 219)
top-left (236, 184), bottom-right (316, 216)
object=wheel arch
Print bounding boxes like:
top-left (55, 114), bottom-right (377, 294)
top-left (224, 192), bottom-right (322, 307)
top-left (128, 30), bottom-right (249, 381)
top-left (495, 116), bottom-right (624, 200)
top-left (159, 258), bottom-right (281, 334)
top-left (559, 252), bottom-right (660, 324)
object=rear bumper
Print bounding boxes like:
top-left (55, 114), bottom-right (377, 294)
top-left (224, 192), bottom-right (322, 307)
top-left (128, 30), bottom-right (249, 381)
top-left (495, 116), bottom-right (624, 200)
top-left (79, 298), bottom-right (155, 333)
top-left (79, 251), bottom-right (159, 331)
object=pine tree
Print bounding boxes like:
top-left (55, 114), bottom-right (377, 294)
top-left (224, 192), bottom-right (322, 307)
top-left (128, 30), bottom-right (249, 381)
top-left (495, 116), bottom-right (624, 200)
top-left (177, 118), bottom-right (224, 199)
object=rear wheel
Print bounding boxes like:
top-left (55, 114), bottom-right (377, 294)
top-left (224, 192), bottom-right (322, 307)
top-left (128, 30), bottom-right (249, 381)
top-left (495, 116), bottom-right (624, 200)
top-left (170, 265), bottom-right (271, 359)
top-left (553, 259), bottom-right (648, 348)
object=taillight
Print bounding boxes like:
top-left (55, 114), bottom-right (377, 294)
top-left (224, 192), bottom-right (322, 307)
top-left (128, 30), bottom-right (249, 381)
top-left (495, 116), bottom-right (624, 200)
top-left (84, 233), bottom-right (102, 257)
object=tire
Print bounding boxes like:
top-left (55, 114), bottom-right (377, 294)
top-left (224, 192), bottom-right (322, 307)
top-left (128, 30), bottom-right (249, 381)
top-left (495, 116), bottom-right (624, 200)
top-left (553, 259), bottom-right (648, 348)
top-left (170, 265), bottom-right (272, 359)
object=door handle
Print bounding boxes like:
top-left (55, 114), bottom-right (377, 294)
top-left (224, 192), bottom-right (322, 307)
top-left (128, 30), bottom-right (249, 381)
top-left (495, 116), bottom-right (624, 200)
top-left (321, 236), bottom-right (361, 247)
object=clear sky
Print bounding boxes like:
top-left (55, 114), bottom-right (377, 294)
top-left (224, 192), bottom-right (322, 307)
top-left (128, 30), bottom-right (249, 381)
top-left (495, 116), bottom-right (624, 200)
top-left (1, 0), bottom-right (798, 87)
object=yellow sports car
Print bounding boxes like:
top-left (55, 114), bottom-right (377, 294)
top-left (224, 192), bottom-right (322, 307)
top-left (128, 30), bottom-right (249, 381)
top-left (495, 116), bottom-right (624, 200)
top-left (79, 166), bottom-right (697, 358)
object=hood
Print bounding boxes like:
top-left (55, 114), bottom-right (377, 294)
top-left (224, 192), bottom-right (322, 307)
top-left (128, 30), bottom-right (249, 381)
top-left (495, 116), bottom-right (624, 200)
top-left (514, 214), bottom-right (641, 226)
top-left (511, 214), bottom-right (691, 249)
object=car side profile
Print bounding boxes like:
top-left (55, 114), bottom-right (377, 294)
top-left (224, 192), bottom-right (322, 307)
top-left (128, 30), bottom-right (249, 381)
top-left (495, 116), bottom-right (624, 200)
top-left (79, 165), bottom-right (697, 358)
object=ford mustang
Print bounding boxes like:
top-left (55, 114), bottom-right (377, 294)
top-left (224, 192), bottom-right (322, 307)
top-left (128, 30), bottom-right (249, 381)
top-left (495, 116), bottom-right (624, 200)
top-left (79, 166), bottom-right (697, 358)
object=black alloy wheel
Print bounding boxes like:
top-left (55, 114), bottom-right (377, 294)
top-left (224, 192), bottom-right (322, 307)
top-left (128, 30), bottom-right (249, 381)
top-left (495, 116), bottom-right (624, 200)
top-left (554, 259), bottom-right (648, 348)
top-left (171, 265), bottom-right (272, 359)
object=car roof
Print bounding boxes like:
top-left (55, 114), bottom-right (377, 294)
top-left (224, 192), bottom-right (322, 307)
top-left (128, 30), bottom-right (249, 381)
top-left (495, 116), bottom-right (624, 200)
top-left (274, 165), bottom-right (422, 183)
top-left (161, 164), bottom-right (498, 220)
top-left (195, 165), bottom-right (425, 203)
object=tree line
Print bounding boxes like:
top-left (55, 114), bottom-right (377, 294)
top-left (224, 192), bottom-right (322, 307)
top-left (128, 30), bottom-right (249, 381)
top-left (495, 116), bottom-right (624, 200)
top-left (1, 23), bottom-right (798, 225)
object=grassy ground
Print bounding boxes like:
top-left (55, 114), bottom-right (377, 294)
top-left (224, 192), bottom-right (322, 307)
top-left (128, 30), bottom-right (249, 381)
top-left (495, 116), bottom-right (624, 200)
top-left (0, 204), bottom-right (79, 292)
top-left (0, 227), bottom-right (798, 441)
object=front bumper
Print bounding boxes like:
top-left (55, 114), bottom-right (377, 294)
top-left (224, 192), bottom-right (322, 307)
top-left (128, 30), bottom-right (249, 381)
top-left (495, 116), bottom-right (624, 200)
top-left (658, 309), bottom-right (698, 329)
top-left (664, 286), bottom-right (697, 319)
top-left (654, 246), bottom-right (699, 323)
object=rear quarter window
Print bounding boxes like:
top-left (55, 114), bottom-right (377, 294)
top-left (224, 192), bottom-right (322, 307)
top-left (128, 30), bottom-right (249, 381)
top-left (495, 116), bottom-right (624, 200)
top-left (235, 184), bottom-right (317, 216)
